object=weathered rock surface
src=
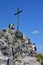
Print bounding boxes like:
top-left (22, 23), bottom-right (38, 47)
top-left (0, 28), bottom-right (41, 65)
top-left (14, 56), bottom-right (41, 65)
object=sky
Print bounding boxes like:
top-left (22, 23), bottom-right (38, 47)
top-left (0, 0), bottom-right (43, 53)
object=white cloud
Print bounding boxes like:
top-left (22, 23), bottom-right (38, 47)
top-left (31, 30), bottom-right (39, 34)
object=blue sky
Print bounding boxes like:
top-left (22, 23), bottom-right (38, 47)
top-left (0, 0), bottom-right (43, 53)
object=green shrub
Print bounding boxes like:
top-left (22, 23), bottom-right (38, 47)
top-left (41, 61), bottom-right (43, 65)
top-left (35, 54), bottom-right (43, 65)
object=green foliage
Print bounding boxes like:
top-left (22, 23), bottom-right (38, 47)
top-left (14, 54), bottom-right (18, 59)
top-left (35, 54), bottom-right (43, 65)
top-left (0, 34), bottom-right (4, 38)
top-left (14, 55), bottom-right (18, 59)
top-left (41, 61), bottom-right (43, 65)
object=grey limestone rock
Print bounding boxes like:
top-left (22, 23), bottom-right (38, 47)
top-left (0, 28), bottom-right (41, 65)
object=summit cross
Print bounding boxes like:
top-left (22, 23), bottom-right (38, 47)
top-left (14, 7), bottom-right (22, 30)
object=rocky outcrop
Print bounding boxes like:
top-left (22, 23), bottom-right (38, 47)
top-left (0, 28), bottom-right (41, 65)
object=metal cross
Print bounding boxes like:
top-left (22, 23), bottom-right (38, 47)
top-left (14, 7), bottom-right (22, 30)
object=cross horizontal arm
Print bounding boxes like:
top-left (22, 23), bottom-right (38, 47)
top-left (14, 10), bottom-right (22, 15)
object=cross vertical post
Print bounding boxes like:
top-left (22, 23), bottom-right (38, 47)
top-left (14, 7), bottom-right (22, 30)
